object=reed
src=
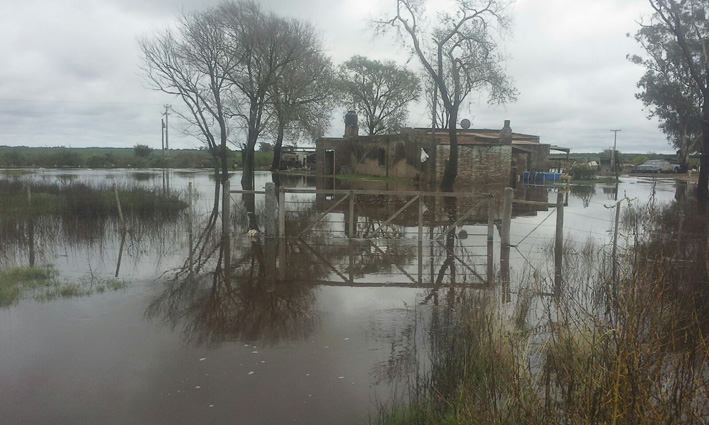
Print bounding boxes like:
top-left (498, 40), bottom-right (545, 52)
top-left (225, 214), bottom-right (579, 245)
top-left (375, 195), bottom-right (709, 425)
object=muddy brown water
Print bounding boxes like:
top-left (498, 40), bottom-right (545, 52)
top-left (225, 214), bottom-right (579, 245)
top-left (0, 169), bottom-right (684, 424)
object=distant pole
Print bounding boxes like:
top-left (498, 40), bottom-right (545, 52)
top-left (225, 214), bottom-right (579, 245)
top-left (610, 129), bottom-right (621, 179)
top-left (163, 105), bottom-right (171, 158)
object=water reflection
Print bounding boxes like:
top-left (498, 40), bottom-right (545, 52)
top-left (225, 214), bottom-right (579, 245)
top-left (146, 239), bottom-right (318, 346)
top-left (570, 184), bottom-right (596, 208)
top-left (0, 173), bottom-right (188, 276)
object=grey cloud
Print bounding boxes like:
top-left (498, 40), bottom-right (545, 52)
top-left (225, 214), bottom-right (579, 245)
top-left (0, 0), bottom-right (677, 153)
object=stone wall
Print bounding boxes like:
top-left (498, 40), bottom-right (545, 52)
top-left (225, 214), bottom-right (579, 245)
top-left (524, 144), bottom-right (551, 173)
top-left (434, 144), bottom-right (512, 185)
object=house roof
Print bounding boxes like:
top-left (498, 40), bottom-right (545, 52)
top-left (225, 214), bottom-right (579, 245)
top-left (411, 128), bottom-right (540, 145)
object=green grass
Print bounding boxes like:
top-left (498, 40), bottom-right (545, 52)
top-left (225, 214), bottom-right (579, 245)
top-left (0, 266), bottom-right (127, 307)
top-left (0, 266), bottom-right (56, 307)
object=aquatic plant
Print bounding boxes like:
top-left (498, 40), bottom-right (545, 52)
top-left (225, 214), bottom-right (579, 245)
top-left (0, 266), bottom-right (126, 307)
top-left (375, 192), bottom-right (709, 425)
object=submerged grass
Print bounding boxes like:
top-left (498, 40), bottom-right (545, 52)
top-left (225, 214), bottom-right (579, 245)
top-left (375, 194), bottom-right (709, 425)
top-left (0, 266), bottom-right (127, 307)
top-left (0, 178), bottom-right (188, 219)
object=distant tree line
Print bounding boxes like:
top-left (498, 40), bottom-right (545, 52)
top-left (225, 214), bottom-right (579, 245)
top-left (0, 146), bottom-right (274, 170)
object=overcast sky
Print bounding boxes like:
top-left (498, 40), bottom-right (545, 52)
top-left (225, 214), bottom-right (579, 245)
top-left (0, 0), bottom-right (673, 153)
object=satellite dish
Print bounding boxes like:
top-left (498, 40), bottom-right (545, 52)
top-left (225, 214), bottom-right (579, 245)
top-left (460, 118), bottom-right (471, 129)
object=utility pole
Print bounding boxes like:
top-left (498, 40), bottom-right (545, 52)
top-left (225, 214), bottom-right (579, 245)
top-left (610, 129), bottom-right (621, 180)
top-left (163, 105), bottom-right (171, 158)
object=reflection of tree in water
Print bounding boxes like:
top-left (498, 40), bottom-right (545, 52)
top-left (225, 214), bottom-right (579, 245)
top-left (147, 240), bottom-right (319, 346)
top-left (570, 184), bottom-right (596, 208)
top-left (149, 183), bottom-right (426, 346)
top-left (149, 185), bottom-right (325, 346)
top-left (625, 182), bottom-right (709, 315)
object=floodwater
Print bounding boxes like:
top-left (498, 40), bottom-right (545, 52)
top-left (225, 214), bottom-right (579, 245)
top-left (0, 169), bottom-right (686, 424)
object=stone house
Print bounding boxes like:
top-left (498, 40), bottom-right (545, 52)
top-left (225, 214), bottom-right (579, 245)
top-left (315, 115), bottom-right (561, 186)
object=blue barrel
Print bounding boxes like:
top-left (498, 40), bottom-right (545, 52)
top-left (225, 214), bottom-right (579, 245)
top-left (545, 172), bottom-right (555, 183)
top-left (554, 173), bottom-right (561, 181)
top-left (523, 171), bottom-right (530, 181)
top-left (535, 172), bottom-right (545, 184)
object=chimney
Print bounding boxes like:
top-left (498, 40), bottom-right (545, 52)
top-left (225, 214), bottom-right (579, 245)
top-left (499, 119), bottom-right (512, 144)
top-left (344, 111), bottom-right (359, 138)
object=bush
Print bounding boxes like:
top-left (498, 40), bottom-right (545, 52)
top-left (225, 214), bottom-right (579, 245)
top-left (53, 149), bottom-right (82, 167)
top-left (134, 144), bottom-right (154, 158)
top-left (569, 164), bottom-right (596, 180)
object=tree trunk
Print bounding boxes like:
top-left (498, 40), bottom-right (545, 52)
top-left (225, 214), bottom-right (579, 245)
top-left (241, 147), bottom-right (254, 190)
top-left (678, 127), bottom-right (689, 173)
top-left (270, 123), bottom-right (285, 171)
top-left (440, 107), bottom-right (458, 191)
top-left (699, 95), bottom-right (709, 202)
top-left (219, 119), bottom-right (229, 183)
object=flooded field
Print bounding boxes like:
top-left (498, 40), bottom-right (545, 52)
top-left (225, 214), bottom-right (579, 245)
top-left (0, 169), bottom-right (688, 424)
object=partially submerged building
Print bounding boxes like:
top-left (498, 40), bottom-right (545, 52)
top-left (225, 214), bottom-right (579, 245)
top-left (315, 114), bottom-right (567, 186)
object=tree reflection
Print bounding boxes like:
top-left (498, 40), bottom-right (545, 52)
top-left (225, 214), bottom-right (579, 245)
top-left (147, 186), bottom-right (322, 346)
top-left (570, 184), bottom-right (595, 208)
top-left (147, 238), bottom-right (318, 346)
top-left (625, 181), bottom-right (709, 316)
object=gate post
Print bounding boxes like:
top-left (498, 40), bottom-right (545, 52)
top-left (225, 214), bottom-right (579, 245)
top-left (265, 182), bottom-right (276, 238)
top-left (501, 187), bottom-right (513, 247)
top-left (554, 191), bottom-right (564, 295)
top-left (278, 188), bottom-right (286, 238)
top-left (348, 190), bottom-right (355, 238)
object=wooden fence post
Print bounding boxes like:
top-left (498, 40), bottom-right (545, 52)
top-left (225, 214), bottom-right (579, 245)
top-left (188, 182), bottom-right (194, 274)
top-left (349, 190), bottom-right (355, 238)
top-left (114, 184), bottom-right (125, 231)
top-left (27, 186), bottom-right (35, 267)
top-left (278, 188), bottom-right (286, 238)
top-left (487, 194), bottom-right (495, 242)
top-left (265, 182), bottom-right (276, 238)
top-left (554, 191), bottom-right (564, 295)
top-left (501, 187), bottom-right (513, 247)
top-left (418, 192), bottom-right (424, 284)
top-left (612, 199), bottom-right (621, 284)
top-left (222, 179), bottom-right (231, 280)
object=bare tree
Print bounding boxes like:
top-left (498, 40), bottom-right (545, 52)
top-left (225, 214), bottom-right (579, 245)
top-left (644, 0), bottom-right (709, 199)
top-left (139, 9), bottom-right (236, 180)
top-left (268, 22), bottom-right (337, 171)
top-left (379, 0), bottom-right (517, 190)
top-left (423, 74), bottom-right (450, 129)
top-left (338, 55), bottom-right (421, 135)
top-left (220, 2), bottom-right (316, 190)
